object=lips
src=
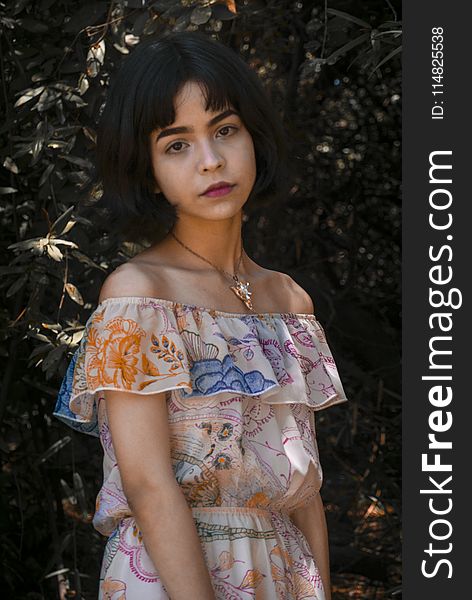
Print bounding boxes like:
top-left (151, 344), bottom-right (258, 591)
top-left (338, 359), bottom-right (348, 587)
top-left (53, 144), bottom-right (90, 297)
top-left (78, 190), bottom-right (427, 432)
top-left (200, 181), bottom-right (235, 196)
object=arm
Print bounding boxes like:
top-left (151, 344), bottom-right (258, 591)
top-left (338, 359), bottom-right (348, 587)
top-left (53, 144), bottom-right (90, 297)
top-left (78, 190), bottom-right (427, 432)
top-left (105, 388), bottom-right (216, 600)
top-left (289, 492), bottom-right (332, 600)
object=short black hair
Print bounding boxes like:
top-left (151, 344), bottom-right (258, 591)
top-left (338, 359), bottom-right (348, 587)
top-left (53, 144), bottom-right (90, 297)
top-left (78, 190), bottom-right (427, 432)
top-left (85, 31), bottom-right (288, 244)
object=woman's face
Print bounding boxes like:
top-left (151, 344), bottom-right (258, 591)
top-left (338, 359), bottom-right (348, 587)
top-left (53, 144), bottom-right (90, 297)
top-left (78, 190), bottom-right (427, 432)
top-left (149, 81), bottom-right (257, 221)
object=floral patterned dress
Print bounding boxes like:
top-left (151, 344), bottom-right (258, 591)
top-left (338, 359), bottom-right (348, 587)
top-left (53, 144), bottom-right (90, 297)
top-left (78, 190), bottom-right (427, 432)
top-left (53, 296), bottom-right (349, 600)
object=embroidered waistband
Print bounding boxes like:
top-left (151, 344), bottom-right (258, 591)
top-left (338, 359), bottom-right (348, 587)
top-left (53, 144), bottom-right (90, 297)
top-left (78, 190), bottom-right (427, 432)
top-left (190, 505), bottom-right (286, 518)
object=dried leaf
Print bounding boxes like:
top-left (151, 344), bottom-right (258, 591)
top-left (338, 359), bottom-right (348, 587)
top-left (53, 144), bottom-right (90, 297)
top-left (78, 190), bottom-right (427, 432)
top-left (225, 0), bottom-right (237, 14)
top-left (65, 283), bottom-right (84, 305)
top-left (3, 156), bottom-right (19, 174)
top-left (46, 244), bottom-right (63, 261)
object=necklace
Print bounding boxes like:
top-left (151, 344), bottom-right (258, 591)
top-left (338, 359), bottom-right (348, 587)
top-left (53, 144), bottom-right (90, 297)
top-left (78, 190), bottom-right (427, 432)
top-left (169, 230), bottom-right (254, 312)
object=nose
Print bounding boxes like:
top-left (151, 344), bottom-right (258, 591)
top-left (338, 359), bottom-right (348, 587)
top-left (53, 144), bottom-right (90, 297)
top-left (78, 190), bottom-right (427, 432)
top-left (197, 140), bottom-right (225, 174)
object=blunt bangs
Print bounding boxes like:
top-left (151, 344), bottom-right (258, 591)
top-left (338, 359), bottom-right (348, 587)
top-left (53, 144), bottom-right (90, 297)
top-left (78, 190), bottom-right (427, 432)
top-left (88, 31), bottom-right (288, 243)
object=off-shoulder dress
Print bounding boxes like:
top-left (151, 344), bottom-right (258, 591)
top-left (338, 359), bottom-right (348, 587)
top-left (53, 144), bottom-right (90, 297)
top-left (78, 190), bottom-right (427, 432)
top-left (53, 296), bottom-right (349, 600)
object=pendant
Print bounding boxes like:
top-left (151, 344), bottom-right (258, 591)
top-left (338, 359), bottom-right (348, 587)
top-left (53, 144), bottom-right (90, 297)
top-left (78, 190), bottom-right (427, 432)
top-left (230, 275), bottom-right (254, 311)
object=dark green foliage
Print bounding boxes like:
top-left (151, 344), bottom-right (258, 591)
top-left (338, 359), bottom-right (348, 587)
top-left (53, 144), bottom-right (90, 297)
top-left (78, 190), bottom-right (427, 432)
top-left (0, 0), bottom-right (401, 597)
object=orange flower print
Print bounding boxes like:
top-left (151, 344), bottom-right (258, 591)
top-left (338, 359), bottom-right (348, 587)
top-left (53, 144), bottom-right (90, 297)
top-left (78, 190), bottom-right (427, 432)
top-left (107, 335), bottom-right (141, 388)
top-left (101, 577), bottom-right (126, 600)
top-left (239, 568), bottom-right (265, 590)
top-left (245, 491), bottom-right (271, 508)
top-left (216, 550), bottom-right (236, 571)
top-left (86, 317), bottom-right (146, 390)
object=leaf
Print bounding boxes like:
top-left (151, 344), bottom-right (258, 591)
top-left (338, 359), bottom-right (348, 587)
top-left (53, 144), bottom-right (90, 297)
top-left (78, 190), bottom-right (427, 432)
top-left (62, 1), bottom-right (108, 33)
top-left (82, 126), bottom-right (96, 144)
top-left (46, 244), bottom-right (63, 261)
top-left (6, 274), bottom-right (28, 297)
top-left (41, 345), bottom-right (67, 372)
top-left (60, 478), bottom-right (76, 503)
top-left (8, 237), bottom-right (43, 251)
top-left (370, 45), bottom-right (402, 76)
top-left (38, 163), bottom-right (55, 187)
top-left (40, 322), bottom-right (63, 331)
top-left (73, 472), bottom-right (88, 515)
top-left (62, 92), bottom-right (88, 107)
top-left (70, 249), bottom-right (107, 271)
top-left (14, 81), bottom-right (33, 109)
top-left (0, 266), bottom-right (26, 275)
top-left (327, 8), bottom-right (371, 29)
top-left (213, 3), bottom-right (237, 20)
top-left (37, 88), bottom-right (61, 112)
top-left (78, 73), bottom-right (90, 95)
top-left (325, 32), bottom-right (370, 64)
top-left (190, 5), bottom-right (212, 25)
top-left (26, 331), bottom-right (51, 344)
top-left (43, 567), bottom-right (71, 580)
top-left (52, 82), bottom-right (79, 93)
top-left (60, 220), bottom-right (77, 235)
top-left (58, 154), bottom-right (93, 169)
top-left (36, 436), bottom-right (72, 464)
top-left (225, 0), bottom-right (237, 14)
top-left (18, 17), bottom-right (49, 33)
top-left (86, 41), bottom-right (106, 78)
top-left (112, 41), bottom-right (130, 55)
top-left (3, 157), bottom-right (19, 174)
top-left (51, 239), bottom-right (79, 248)
top-left (87, 40), bottom-right (106, 66)
top-left (0, 187), bottom-right (18, 194)
top-left (50, 205), bottom-right (75, 235)
top-left (71, 330), bottom-right (85, 345)
top-left (28, 343), bottom-right (54, 361)
top-left (65, 283), bottom-right (84, 305)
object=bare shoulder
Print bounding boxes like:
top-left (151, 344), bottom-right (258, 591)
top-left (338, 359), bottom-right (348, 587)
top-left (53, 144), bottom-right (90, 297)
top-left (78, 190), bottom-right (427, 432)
top-left (285, 274), bottom-right (315, 314)
top-left (264, 269), bottom-right (315, 315)
top-left (98, 260), bottom-right (164, 304)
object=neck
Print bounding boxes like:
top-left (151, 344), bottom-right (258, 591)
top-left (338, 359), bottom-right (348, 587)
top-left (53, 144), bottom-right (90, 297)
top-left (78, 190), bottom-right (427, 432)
top-left (167, 215), bottom-right (251, 275)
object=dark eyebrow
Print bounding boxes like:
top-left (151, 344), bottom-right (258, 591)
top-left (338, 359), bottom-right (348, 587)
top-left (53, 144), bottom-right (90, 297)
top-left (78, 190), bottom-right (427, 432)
top-left (155, 108), bottom-right (239, 142)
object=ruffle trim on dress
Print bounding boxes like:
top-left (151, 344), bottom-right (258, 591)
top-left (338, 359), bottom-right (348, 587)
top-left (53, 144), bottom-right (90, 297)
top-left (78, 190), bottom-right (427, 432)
top-left (53, 296), bottom-right (349, 437)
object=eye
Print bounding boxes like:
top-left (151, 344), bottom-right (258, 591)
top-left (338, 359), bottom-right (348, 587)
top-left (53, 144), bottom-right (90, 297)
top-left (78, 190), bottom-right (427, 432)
top-left (220, 125), bottom-right (238, 137)
top-left (166, 142), bottom-right (187, 154)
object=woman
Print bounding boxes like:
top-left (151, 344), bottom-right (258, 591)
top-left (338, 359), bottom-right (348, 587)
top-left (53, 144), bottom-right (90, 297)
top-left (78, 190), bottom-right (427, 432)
top-left (54, 31), bottom-right (349, 599)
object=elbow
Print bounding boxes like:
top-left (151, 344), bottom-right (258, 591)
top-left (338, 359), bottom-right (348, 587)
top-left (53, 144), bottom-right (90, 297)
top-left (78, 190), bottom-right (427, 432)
top-left (289, 491), bottom-right (325, 524)
top-left (124, 475), bottom-right (181, 513)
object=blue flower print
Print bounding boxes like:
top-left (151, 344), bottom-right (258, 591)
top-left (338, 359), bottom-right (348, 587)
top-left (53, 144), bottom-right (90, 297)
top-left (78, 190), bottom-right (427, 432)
top-left (185, 355), bottom-right (277, 397)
